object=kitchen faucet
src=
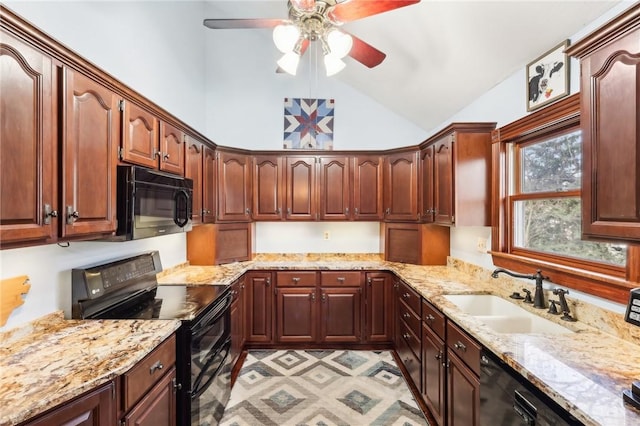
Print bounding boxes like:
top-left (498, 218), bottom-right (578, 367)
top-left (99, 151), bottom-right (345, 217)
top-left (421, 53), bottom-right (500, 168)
top-left (491, 268), bottom-right (548, 309)
top-left (552, 288), bottom-right (576, 322)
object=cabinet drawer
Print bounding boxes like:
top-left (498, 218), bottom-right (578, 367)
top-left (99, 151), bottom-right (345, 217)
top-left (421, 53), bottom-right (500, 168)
top-left (422, 299), bottom-right (445, 340)
top-left (446, 321), bottom-right (481, 376)
top-left (398, 281), bottom-right (422, 316)
top-left (123, 334), bottom-right (176, 412)
top-left (399, 317), bottom-right (421, 361)
top-left (276, 271), bottom-right (317, 287)
top-left (398, 299), bottom-right (421, 337)
top-left (320, 271), bottom-right (361, 287)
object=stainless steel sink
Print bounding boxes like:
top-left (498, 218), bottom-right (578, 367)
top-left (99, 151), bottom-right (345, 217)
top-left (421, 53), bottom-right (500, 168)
top-left (443, 294), bottom-right (573, 334)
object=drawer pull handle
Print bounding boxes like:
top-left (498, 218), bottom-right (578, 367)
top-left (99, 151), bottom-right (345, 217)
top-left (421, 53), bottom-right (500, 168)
top-left (454, 341), bottom-right (467, 352)
top-left (292, 277), bottom-right (301, 283)
top-left (425, 314), bottom-right (435, 322)
top-left (150, 361), bottom-right (164, 374)
top-left (337, 277), bottom-right (345, 282)
top-left (403, 333), bottom-right (410, 340)
top-left (403, 312), bottom-right (411, 319)
top-left (402, 293), bottom-right (410, 299)
top-left (435, 352), bottom-right (442, 361)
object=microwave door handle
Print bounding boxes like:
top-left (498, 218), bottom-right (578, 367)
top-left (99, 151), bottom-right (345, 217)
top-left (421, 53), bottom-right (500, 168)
top-left (174, 190), bottom-right (190, 227)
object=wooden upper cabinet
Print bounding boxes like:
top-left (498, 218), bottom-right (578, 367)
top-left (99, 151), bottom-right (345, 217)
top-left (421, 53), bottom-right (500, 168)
top-left (353, 156), bottom-right (383, 221)
top-left (319, 156), bottom-right (350, 220)
top-left (285, 156), bottom-right (317, 220)
top-left (252, 155), bottom-right (284, 220)
top-left (121, 100), bottom-right (159, 169)
top-left (420, 146), bottom-right (435, 223)
top-left (0, 30), bottom-right (57, 246)
top-left (185, 136), bottom-right (203, 225)
top-left (217, 150), bottom-right (251, 222)
top-left (159, 121), bottom-right (185, 175)
top-left (202, 146), bottom-right (216, 224)
top-left (433, 135), bottom-right (454, 225)
top-left (61, 68), bottom-right (119, 238)
top-left (567, 4), bottom-right (640, 242)
top-left (384, 151), bottom-right (419, 222)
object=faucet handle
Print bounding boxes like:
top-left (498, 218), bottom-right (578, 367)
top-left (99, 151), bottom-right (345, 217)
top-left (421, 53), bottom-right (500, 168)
top-left (548, 300), bottom-right (560, 315)
top-left (522, 288), bottom-right (533, 304)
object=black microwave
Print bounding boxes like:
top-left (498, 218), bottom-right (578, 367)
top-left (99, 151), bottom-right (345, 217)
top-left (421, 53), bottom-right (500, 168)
top-left (114, 165), bottom-right (193, 240)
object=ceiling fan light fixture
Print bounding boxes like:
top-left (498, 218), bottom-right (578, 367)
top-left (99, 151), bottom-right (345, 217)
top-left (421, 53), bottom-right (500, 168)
top-left (273, 24), bottom-right (300, 53)
top-left (324, 54), bottom-right (346, 76)
top-left (325, 29), bottom-right (352, 59)
top-left (277, 51), bottom-right (301, 75)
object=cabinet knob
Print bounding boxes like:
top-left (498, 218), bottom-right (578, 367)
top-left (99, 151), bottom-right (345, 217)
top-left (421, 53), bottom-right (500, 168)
top-left (149, 361), bottom-right (164, 374)
top-left (402, 292), bottom-right (410, 299)
top-left (354, 207), bottom-right (359, 215)
top-left (337, 277), bottom-right (345, 283)
top-left (403, 312), bottom-right (410, 319)
top-left (66, 206), bottom-right (79, 224)
top-left (345, 207), bottom-right (349, 215)
top-left (44, 204), bottom-right (58, 224)
top-left (321, 294), bottom-right (326, 302)
top-left (403, 333), bottom-right (410, 340)
top-left (310, 292), bottom-right (316, 301)
top-left (425, 314), bottom-right (435, 323)
top-left (292, 277), bottom-right (301, 284)
top-left (367, 278), bottom-right (372, 285)
top-left (453, 341), bottom-right (467, 352)
top-left (265, 277), bottom-right (271, 286)
top-left (435, 352), bottom-right (442, 361)
top-left (275, 208), bottom-right (281, 215)
top-left (163, 153), bottom-right (170, 161)
top-left (245, 208), bottom-right (251, 215)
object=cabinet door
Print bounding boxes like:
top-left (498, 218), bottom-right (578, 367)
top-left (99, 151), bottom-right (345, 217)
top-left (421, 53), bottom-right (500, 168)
top-left (159, 121), bottom-right (185, 175)
top-left (230, 279), bottom-right (245, 367)
top-left (434, 135), bottom-right (454, 225)
top-left (319, 156), bottom-right (350, 220)
top-left (123, 367), bottom-right (176, 426)
top-left (61, 68), bottom-right (118, 238)
top-left (202, 147), bottom-right (216, 223)
top-left (121, 100), bottom-right (158, 169)
top-left (320, 287), bottom-right (361, 343)
top-left (365, 272), bottom-right (393, 342)
top-left (245, 272), bottom-right (273, 343)
top-left (285, 157), bottom-right (317, 220)
top-left (217, 151), bottom-right (251, 222)
top-left (422, 325), bottom-right (445, 426)
top-left (384, 151), bottom-right (419, 221)
top-left (185, 137), bottom-right (203, 225)
top-left (253, 155), bottom-right (284, 220)
top-left (447, 350), bottom-right (479, 426)
top-left (578, 24), bottom-right (640, 241)
top-left (24, 381), bottom-right (116, 426)
top-left (353, 156), bottom-right (383, 220)
top-left (276, 287), bottom-right (318, 343)
top-left (420, 146), bottom-right (435, 223)
top-left (0, 31), bottom-right (57, 245)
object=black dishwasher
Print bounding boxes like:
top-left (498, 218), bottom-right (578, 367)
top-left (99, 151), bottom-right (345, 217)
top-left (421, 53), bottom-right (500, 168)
top-left (480, 349), bottom-right (583, 425)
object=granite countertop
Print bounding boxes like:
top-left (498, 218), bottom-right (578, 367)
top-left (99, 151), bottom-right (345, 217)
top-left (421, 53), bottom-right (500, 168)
top-left (0, 312), bottom-right (180, 426)
top-left (158, 254), bottom-right (640, 426)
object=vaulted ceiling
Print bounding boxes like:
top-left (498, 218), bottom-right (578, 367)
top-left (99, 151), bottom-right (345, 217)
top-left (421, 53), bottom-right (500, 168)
top-left (204, 0), bottom-right (623, 131)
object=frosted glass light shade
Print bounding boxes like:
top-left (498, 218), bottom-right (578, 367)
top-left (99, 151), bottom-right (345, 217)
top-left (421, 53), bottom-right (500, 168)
top-left (324, 54), bottom-right (346, 76)
top-left (326, 29), bottom-right (352, 59)
top-left (273, 24), bottom-right (300, 53)
top-left (277, 51), bottom-right (300, 75)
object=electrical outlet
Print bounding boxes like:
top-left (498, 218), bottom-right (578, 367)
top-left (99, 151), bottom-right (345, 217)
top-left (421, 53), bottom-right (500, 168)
top-left (324, 231), bottom-right (330, 240)
top-left (476, 237), bottom-right (488, 253)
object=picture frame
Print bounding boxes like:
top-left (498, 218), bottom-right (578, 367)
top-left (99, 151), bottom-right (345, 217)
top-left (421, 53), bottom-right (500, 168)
top-left (526, 40), bottom-right (570, 111)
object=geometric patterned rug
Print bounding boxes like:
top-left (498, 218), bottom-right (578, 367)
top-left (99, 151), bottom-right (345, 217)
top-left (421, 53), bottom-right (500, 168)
top-left (220, 350), bottom-right (428, 426)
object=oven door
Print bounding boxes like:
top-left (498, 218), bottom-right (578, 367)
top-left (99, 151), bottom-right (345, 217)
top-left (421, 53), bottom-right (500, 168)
top-left (189, 293), bottom-right (232, 425)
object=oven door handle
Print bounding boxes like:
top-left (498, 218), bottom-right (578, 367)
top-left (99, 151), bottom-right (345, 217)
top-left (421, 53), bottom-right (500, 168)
top-left (174, 189), bottom-right (191, 227)
top-left (191, 337), bottom-right (231, 399)
top-left (191, 292), bottom-right (232, 338)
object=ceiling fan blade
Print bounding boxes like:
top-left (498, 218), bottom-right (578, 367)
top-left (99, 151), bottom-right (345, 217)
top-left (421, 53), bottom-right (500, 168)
top-left (290, 0), bottom-right (315, 11)
top-left (276, 38), bottom-right (311, 73)
top-left (329, 0), bottom-right (420, 23)
top-left (346, 33), bottom-right (386, 68)
top-left (203, 18), bottom-right (286, 29)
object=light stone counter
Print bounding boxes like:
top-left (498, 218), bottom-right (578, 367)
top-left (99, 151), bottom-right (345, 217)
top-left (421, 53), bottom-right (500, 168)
top-left (0, 311), bottom-right (180, 426)
top-left (158, 253), bottom-right (640, 426)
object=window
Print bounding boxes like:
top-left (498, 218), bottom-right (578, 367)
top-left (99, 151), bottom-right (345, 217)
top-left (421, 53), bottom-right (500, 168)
top-left (492, 94), bottom-right (635, 304)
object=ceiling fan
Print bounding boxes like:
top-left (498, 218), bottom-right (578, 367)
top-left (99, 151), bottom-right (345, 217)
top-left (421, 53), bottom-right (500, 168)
top-left (203, 0), bottom-right (421, 76)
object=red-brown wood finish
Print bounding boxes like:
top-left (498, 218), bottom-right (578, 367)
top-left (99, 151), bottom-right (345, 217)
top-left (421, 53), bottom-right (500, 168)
top-left (185, 136), bottom-right (203, 225)
top-left (320, 287), bottom-right (361, 343)
top-left (319, 156), bottom-right (350, 220)
top-left (245, 271), bottom-right (273, 343)
top-left (159, 121), bottom-right (184, 175)
top-left (433, 135), bottom-right (454, 225)
top-left (567, 5), bottom-right (640, 242)
top-left (420, 146), bottom-right (435, 223)
top-left (384, 151), bottom-right (419, 222)
top-left (61, 68), bottom-right (118, 238)
top-left (422, 325), bottom-right (446, 426)
top-left (365, 272), bottom-right (394, 342)
top-left (285, 156), bottom-right (317, 220)
top-left (217, 150), bottom-right (251, 222)
top-left (202, 146), bottom-right (217, 224)
top-left (121, 100), bottom-right (158, 169)
top-left (276, 287), bottom-right (318, 343)
top-left (122, 367), bottom-right (176, 426)
top-left (23, 381), bottom-right (116, 426)
top-left (252, 155), bottom-right (284, 220)
top-left (0, 30), bottom-right (57, 246)
top-left (230, 278), bottom-right (246, 367)
top-left (353, 156), bottom-right (384, 220)
top-left (446, 350), bottom-right (479, 426)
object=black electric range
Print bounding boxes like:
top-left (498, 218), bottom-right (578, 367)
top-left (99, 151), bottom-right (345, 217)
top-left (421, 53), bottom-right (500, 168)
top-left (72, 251), bottom-right (233, 426)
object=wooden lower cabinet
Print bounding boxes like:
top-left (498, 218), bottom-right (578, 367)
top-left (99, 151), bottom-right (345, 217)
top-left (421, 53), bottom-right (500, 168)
top-left (422, 325), bottom-right (446, 426)
top-left (276, 287), bottom-right (318, 343)
top-left (320, 287), bottom-right (361, 343)
top-left (245, 271), bottom-right (273, 343)
top-left (446, 350), bottom-right (479, 426)
top-left (230, 277), bottom-right (246, 367)
top-left (122, 366), bottom-right (177, 426)
top-left (22, 381), bottom-right (116, 426)
top-left (364, 272), bottom-right (393, 342)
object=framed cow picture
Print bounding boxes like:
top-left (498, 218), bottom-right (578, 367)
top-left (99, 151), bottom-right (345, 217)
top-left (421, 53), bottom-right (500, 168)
top-left (526, 40), bottom-right (570, 111)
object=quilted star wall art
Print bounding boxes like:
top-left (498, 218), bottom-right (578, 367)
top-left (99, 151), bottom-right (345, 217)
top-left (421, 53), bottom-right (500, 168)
top-left (283, 98), bottom-right (334, 150)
